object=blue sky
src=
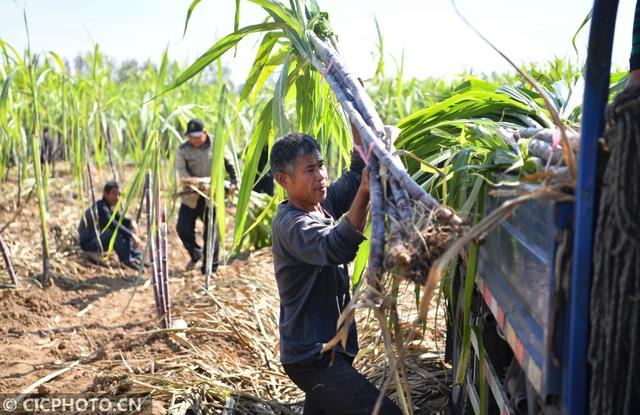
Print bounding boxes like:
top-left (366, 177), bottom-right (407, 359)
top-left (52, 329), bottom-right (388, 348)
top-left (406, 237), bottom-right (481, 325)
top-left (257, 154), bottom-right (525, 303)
top-left (0, 0), bottom-right (636, 83)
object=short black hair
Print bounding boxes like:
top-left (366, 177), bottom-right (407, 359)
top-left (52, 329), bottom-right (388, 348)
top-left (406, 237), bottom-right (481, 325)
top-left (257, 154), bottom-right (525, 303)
top-left (270, 133), bottom-right (321, 175)
top-left (103, 181), bottom-right (120, 194)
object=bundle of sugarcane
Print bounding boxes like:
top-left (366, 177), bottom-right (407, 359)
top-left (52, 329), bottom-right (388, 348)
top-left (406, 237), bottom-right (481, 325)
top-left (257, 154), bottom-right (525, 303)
top-left (306, 31), bottom-right (463, 291)
top-left (509, 127), bottom-right (580, 168)
top-left (145, 170), bottom-right (172, 329)
top-left (174, 177), bottom-right (235, 201)
top-left (176, 177), bottom-right (211, 199)
top-left (306, 34), bottom-right (466, 413)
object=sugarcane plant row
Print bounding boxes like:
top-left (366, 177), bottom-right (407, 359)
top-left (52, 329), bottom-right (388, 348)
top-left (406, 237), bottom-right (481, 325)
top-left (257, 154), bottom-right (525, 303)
top-left (307, 31), bottom-right (463, 291)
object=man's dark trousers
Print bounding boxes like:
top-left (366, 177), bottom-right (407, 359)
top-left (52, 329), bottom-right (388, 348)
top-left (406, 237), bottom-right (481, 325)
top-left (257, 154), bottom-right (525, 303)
top-left (80, 229), bottom-right (138, 264)
top-left (176, 196), bottom-right (219, 270)
top-left (283, 353), bottom-right (402, 415)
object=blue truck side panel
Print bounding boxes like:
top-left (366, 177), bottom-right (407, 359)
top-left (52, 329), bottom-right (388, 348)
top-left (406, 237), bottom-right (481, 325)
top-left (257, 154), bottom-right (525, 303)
top-left (566, 1), bottom-right (619, 414)
top-left (478, 194), bottom-right (572, 398)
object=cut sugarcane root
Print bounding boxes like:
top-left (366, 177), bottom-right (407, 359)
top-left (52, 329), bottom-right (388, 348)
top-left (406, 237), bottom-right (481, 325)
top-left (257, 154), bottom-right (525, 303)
top-left (386, 200), bottom-right (464, 285)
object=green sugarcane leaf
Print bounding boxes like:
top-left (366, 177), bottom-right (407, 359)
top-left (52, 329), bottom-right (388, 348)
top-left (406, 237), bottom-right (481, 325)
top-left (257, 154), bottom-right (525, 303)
top-left (572, 9), bottom-right (592, 56)
top-left (307, 0), bottom-right (321, 15)
top-left (232, 100), bottom-right (273, 251)
top-left (0, 37), bottom-right (23, 65)
top-left (352, 223), bottom-right (371, 288)
top-left (210, 85), bottom-right (228, 258)
top-left (239, 31), bottom-right (282, 105)
top-left (155, 48), bottom-right (170, 93)
top-left (249, 45), bottom-right (290, 103)
top-left (162, 22), bottom-right (282, 97)
top-left (182, 0), bottom-right (202, 38)
top-left (454, 184), bottom-right (485, 385)
top-left (393, 49), bottom-right (405, 120)
top-left (47, 51), bottom-right (67, 74)
top-left (248, 0), bottom-right (303, 37)
top-left (0, 68), bottom-right (17, 113)
top-left (103, 136), bottom-right (155, 249)
top-left (35, 68), bottom-right (52, 87)
top-left (272, 52), bottom-right (291, 138)
top-left (459, 175), bottom-right (483, 220)
top-left (295, 66), bottom-right (314, 131)
top-left (234, 0), bottom-right (241, 33)
top-left (373, 16), bottom-right (385, 79)
top-left (105, 163), bottom-right (147, 256)
top-left (241, 191), bottom-right (278, 239)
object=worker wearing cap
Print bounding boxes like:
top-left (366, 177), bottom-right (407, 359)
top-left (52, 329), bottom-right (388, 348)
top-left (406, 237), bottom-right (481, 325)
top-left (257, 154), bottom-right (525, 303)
top-left (175, 118), bottom-right (238, 274)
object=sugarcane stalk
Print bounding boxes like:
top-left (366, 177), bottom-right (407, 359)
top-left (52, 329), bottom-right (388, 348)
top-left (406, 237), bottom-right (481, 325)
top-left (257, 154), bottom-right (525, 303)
top-left (145, 170), bottom-right (163, 324)
top-left (154, 224), bottom-right (167, 328)
top-left (528, 138), bottom-right (564, 164)
top-left (160, 203), bottom-right (171, 328)
top-left (31, 134), bottom-right (51, 286)
top-left (86, 162), bottom-right (104, 255)
top-left (308, 32), bottom-right (387, 141)
top-left (386, 202), bottom-right (399, 219)
top-left (323, 69), bottom-right (450, 217)
top-left (388, 179), bottom-right (412, 267)
top-left (366, 157), bottom-right (385, 292)
top-left (0, 234), bottom-right (18, 287)
top-left (204, 201), bottom-right (216, 290)
top-left (154, 182), bottom-right (168, 328)
top-left (16, 155), bottom-right (22, 209)
top-left (308, 32), bottom-right (460, 223)
top-left (390, 178), bottom-right (412, 221)
top-left (518, 127), bottom-right (581, 152)
top-left (135, 173), bottom-right (149, 224)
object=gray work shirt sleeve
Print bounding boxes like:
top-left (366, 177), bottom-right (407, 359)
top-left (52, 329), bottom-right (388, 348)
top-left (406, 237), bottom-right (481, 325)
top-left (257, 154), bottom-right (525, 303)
top-left (175, 147), bottom-right (191, 178)
top-left (279, 213), bottom-right (365, 266)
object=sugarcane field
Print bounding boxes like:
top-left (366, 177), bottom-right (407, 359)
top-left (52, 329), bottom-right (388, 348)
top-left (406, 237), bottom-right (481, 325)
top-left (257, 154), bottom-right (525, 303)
top-left (1, 0), bottom-right (640, 414)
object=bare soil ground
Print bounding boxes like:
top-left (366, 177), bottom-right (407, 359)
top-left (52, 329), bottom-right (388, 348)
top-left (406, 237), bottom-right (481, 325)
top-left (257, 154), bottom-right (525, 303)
top-left (0, 164), bottom-right (451, 414)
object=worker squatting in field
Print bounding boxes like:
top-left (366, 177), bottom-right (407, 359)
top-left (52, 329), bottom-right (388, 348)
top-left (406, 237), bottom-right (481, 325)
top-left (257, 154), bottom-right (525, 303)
top-left (77, 181), bottom-right (143, 271)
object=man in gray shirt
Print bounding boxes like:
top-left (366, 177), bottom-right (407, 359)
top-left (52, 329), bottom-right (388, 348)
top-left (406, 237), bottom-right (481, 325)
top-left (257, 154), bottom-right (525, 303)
top-left (270, 129), bottom-right (401, 414)
top-left (175, 118), bottom-right (237, 274)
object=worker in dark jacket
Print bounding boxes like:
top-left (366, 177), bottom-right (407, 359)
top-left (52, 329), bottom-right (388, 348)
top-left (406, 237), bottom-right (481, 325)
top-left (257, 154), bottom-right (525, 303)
top-left (175, 118), bottom-right (238, 274)
top-left (78, 181), bottom-right (142, 270)
top-left (270, 126), bottom-right (401, 414)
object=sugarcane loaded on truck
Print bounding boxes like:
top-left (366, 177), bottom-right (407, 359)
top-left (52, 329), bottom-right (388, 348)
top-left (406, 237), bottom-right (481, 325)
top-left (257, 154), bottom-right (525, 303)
top-left (447, 1), bottom-right (640, 414)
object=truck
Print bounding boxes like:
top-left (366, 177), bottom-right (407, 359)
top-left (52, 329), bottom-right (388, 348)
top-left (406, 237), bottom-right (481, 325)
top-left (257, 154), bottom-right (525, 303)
top-left (446, 1), bottom-right (629, 413)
